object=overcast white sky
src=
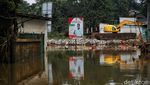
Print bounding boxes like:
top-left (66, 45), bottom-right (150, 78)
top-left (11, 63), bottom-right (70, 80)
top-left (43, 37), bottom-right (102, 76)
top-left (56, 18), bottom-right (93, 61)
top-left (24, 0), bottom-right (36, 5)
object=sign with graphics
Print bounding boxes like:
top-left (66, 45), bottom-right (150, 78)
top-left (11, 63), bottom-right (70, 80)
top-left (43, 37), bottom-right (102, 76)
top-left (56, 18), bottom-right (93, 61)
top-left (69, 56), bottom-right (84, 80)
top-left (68, 17), bottom-right (84, 39)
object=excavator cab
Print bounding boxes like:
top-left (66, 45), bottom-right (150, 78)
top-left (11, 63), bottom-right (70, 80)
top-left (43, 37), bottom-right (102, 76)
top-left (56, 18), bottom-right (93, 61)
top-left (104, 25), bottom-right (120, 33)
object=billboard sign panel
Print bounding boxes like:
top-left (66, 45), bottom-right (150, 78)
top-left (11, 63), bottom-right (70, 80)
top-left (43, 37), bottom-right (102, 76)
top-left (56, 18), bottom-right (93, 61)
top-left (68, 17), bottom-right (83, 39)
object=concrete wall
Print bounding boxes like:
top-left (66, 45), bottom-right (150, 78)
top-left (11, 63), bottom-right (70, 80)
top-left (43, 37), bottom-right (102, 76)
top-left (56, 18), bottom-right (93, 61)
top-left (119, 17), bottom-right (136, 22)
top-left (18, 19), bottom-right (47, 34)
top-left (119, 25), bottom-right (142, 34)
top-left (18, 18), bottom-right (48, 56)
top-left (18, 18), bottom-right (49, 76)
top-left (99, 23), bottom-right (108, 33)
top-left (119, 17), bottom-right (141, 34)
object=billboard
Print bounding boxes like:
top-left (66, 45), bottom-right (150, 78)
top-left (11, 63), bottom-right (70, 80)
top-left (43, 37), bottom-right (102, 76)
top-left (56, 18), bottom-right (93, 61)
top-left (68, 17), bottom-right (83, 39)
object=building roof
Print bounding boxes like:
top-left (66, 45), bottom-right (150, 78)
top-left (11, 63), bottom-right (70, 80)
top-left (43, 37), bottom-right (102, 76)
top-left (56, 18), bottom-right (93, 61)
top-left (17, 13), bottom-right (51, 21)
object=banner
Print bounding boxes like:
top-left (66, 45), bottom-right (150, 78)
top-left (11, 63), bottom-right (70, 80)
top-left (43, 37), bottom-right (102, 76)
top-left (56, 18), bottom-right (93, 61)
top-left (68, 17), bottom-right (83, 39)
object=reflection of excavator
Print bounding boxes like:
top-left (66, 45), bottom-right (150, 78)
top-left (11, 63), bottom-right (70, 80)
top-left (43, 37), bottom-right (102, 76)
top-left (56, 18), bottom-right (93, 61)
top-left (100, 55), bottom-right (121, 65)
top-left (104, 20), bottom-right (144, 33)
top-left (100, 54), bottom-right (137, 65)
top-left (104, 55), bottom-right (120, 64)
top-left (100, 54), bottom-right (146, 70)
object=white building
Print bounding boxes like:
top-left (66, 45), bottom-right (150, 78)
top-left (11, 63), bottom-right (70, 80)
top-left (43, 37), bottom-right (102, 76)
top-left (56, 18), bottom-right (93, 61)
top-left (119, 17), bottom-right (142, 34)
top-left (99, 23), bottom-right (108, 33)
top-left (17, 13), bottom-right (51, 55)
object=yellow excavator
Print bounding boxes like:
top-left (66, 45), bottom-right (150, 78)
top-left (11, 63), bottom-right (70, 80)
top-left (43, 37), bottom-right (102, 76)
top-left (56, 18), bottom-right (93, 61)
top-left (104, 20), bottom-right (144, 33)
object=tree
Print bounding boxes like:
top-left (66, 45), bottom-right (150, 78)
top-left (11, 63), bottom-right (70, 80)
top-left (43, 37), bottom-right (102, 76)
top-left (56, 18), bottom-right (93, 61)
top-left (17, 0), bottom-right (30, 14)
top-left (138, 0), bottom-right (147, 16)
top-left (18, 0), bottom-right (42, 15)
top-left (17, 0), bottom-right (142, 35)
top-left (0, 0), bottom-right (20, 85)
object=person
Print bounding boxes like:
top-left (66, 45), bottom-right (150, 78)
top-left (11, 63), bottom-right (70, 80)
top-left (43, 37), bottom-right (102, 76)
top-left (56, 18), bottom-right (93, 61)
top-left (74, 23), bottom-right (82, 37)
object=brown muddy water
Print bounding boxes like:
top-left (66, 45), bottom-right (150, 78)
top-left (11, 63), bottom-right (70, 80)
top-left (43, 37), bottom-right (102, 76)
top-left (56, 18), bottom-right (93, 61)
top-left (47, 49), bottom-right (150, 85)
top-left (0, 49), bottom-right (150, 85)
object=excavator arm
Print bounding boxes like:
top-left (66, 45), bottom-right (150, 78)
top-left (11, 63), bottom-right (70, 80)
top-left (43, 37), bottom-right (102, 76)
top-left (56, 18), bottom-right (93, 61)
top-left (116, 20), bottom-right (144, 30)
top-left (104, 20), bottom-right (144, 33)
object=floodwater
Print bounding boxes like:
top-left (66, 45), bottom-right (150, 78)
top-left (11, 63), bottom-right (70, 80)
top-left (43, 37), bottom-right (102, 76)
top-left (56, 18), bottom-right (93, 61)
top-left (47, 49), bottom-right (150, 85)
top-left (0, 49), bottom-right (150, 85)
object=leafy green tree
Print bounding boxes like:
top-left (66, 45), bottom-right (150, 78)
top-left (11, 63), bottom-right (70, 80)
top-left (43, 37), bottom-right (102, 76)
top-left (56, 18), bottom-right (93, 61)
top-left (138, 0), bottom-right (147, 16)
top-left (17, 0), bottom-right (30, 14)
top-left (17, 0), bottom-right (144, 37)
top-left (0, 0), bottom-right (20, 85)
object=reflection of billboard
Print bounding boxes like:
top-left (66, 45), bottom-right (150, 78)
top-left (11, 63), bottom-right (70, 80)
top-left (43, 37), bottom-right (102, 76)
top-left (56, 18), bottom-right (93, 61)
top-left (68, 17), bottom-right (84, 39)
top-left (69, 56), bottom-right (84, 80)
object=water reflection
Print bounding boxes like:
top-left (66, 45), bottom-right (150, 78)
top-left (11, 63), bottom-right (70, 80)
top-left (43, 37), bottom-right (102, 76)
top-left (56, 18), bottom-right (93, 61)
top-left (69, 56), bottom-right (84, 80)
top-left (99, 52), bottom-right (141, 71)
top-left (0, 42), bottom-right (44, 85)
top-left (0, 56), bottom-right (44, 85)
top-left (48, 49), bottom-right (150, 85)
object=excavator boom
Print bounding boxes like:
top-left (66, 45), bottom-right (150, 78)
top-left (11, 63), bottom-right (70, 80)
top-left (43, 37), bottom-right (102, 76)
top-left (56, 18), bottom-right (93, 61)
top-left (116, 20), bottom-right (144, 29)
top-left (104, 20), bottom-right (144, 33)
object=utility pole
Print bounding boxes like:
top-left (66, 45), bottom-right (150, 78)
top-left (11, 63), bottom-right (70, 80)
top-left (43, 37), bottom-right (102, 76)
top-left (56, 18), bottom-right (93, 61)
top-left (147, 0), bottom-right (150, 43)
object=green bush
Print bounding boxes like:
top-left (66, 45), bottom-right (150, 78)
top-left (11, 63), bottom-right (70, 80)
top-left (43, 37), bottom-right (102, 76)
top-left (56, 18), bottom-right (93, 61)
top-left (48, 32), bottom-right (68, 39)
